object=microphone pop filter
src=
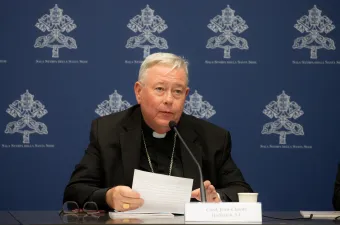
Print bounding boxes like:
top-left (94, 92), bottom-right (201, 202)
top-left (168, 121), bottom-right (177, 129)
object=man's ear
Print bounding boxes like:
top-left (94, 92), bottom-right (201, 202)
top-left (185, 87), bottom-right (190, 98)
top-left (134, 82), bottom-right (143, 104)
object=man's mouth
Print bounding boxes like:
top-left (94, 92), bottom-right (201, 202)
top-left (159, 111), bottom-right (173, 115)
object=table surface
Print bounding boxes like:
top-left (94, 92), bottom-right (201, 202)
top-left (0, 211), bottom-right (20, 225)
top-left (1, 211), bottom-right (338, 224)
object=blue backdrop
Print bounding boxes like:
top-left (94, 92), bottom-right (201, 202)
top-left (0, 0), bottom-right (339, 211)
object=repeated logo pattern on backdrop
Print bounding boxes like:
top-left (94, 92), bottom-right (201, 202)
top-left (4, 90), bottom-right (49, 145)
top-left (126, 5), bottom-right (168, 58)
top-left (206, 5), bottom-right (249, 59)
top-left (34, 4), bottom-right (77, 58)
top-left (184, 91), bottom-right (216, 119)
top-left (204, 5), bottom-right (257, 65)
top-left (292, 5), bottom-right (336, 59)
top-left (260, 91), bottom-right (311, 150)
top-left (95, 91), bottom-right (132, 116)
top-left (261, 91), bottom-right (304, 145)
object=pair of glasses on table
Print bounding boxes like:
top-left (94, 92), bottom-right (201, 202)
top-left (59, 201), bottom-right (106, 223)
top-left (335, 215), bottom-right (340, 223)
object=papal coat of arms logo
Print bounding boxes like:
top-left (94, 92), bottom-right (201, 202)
top-left (95, 90), bottom-right (131, 116)
top-left (126, 5), bottom-right (168, 58)
top-left (206, 5), bottom-right (249, 59)
top-left (184, 90), bottom-right (216, 119)
top-left (261, 91), bottom-right (304, 144)
top-left (5, 90), bottom-right (48, 144)
top-left (293, 5), bottom-right (336, 59)
top-left (34, 4), bottom-right (77, 58)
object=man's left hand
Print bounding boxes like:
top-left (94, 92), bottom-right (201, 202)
top-left (191, 180), bottom-right (221, 202)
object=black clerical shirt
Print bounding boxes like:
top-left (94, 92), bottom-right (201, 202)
top-left (139, 120), bottom-right (183, 177)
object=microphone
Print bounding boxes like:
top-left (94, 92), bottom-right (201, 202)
top-left (169, 121), bottom-right (207, 202)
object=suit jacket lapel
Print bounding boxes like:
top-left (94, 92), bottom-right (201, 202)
top-left (178, 115), bottom-right (203, 190)
top-left (120, 106), bottom-right (142, 187)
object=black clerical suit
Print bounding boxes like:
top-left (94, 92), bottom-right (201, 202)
top-left (333, 164), bottom-right (340, 210)
top-left (139, 119), bottom-right (184, 177)
top-left (63, 104), bottom-right (253, 210)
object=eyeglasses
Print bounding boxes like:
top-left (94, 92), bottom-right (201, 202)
top-left (335, 215), bottom-right (340, 222)
top-left (60, 201), bottom-right (105, 223)
top-left (60, 201), bottom-right (105, 215)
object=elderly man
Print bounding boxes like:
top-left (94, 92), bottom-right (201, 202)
top-left (334, 164), bottom-right (340, 210)
top-left (63, 52), bottom-right (253, 212)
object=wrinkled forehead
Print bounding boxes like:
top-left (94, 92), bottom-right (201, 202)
top-left (146, 63), bottom-right (187, 83)
top-left (144, 64), bottom-right (187, 84)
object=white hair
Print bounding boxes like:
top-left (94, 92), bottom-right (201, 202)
top-left (138, 52), bottom-right (189, 84)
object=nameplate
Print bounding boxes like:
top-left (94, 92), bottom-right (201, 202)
top-left (185, 202), bottom-right (262, 223)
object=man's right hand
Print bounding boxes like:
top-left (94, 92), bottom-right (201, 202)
top-left (105, 186), bottom-right (144, 211)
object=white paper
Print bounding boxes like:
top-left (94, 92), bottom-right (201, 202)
top-left (123, 169), bottom-right (193, 214)
top-left (300, 211), bottom-right (340, 219)
top-left (109, 211), bottom-right (174, 219)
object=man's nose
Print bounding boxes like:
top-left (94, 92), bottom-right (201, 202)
top-left (163, 91), bottom-right (174, 105)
